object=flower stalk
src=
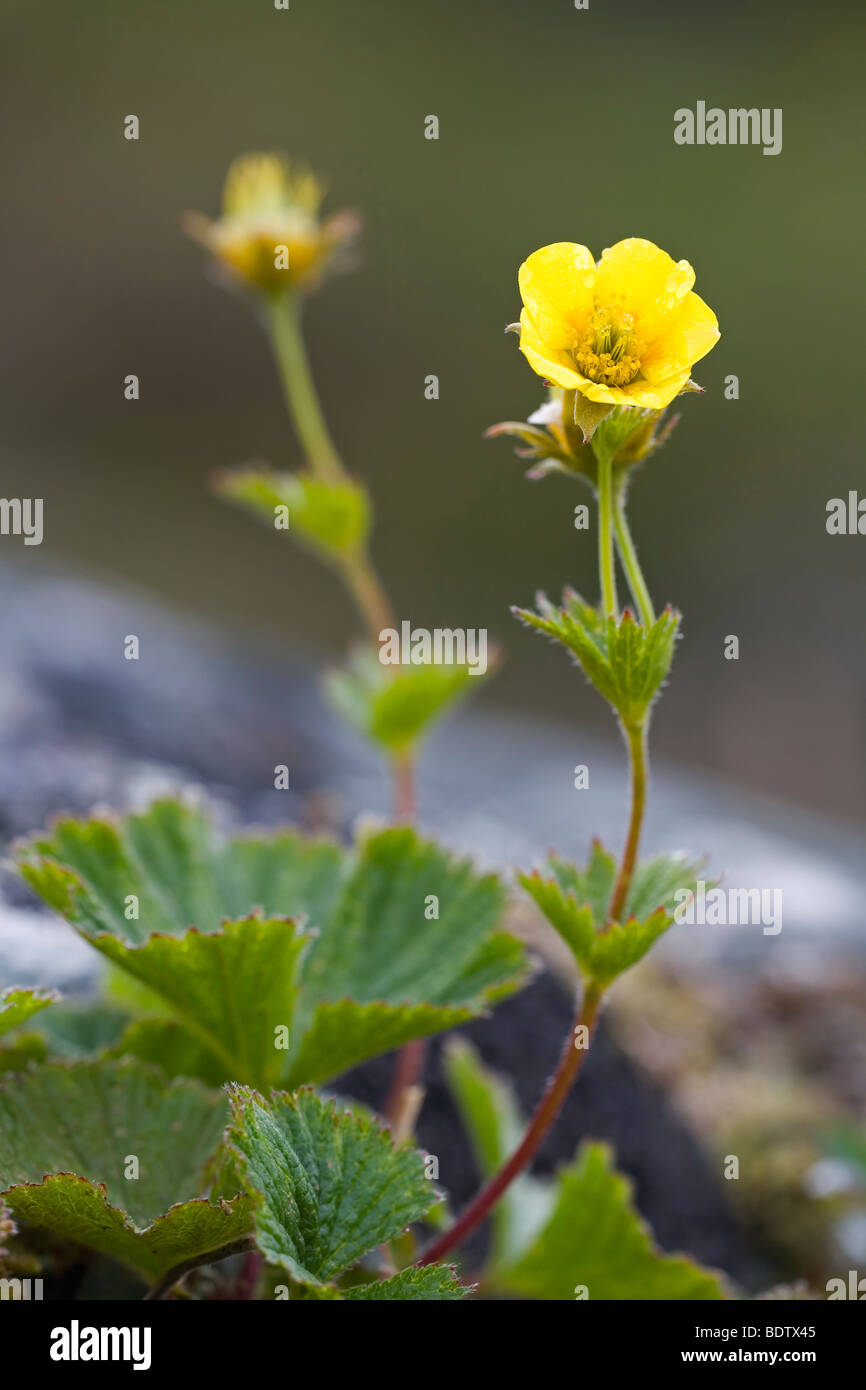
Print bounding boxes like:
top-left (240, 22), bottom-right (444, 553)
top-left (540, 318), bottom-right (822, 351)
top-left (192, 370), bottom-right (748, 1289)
top-left (613, 493), bottom-right (656, 628)
top-left (607, 719), bottom-right (649, 923)
top-left (597, 454), bottom-right (618, 620)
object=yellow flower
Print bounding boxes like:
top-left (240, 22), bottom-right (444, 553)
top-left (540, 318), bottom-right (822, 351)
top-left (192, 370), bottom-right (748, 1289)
top-left (517, 239), bottom-right (719, 410)
top-left (185, 152), bottom-right (361, 295)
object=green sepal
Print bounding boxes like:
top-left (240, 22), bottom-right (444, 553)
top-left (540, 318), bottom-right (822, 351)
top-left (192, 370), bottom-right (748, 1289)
top-left (572, 392), bottom-right (614, 443)
top-left (214, 465), bottom-right (371, 562)
top-left (513, 588), bottom-right (679, 726)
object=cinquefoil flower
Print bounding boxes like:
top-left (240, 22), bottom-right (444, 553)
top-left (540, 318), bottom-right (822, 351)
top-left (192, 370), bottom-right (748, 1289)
top-left (185, 152), bottom-right (361, 295)
top-left (518, 239), bottom-right (719, 410)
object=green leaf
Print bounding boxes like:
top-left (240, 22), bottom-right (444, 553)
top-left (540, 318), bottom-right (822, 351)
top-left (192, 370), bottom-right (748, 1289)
top-left (443, 1039), bottom-right (551, 1268)
top-left (226, 1086), bottom-right (438, 1287)
top-left (6, 1175), bottom-right (251, 1286)
top-left (283, 999), bottom-right (471, 1090)
top-left (0, 1034), bottom-right (47, 1074)
top-left (0, 1060), bottom-right (251, 1284)
top-left (520, 846), bottom-right (704, 986)
top-left (36, 1001), bottom-right (131, 1058)
top-left (498, 1142), bottom-right (727, 1300)
top-left (82, 916), bottom-right (310, 1088)
top-left (326, 644), bottom-right (484, 756)
top-left (215, 466), bottom-right (371, 561)
top-left (625, 851), bottom-right (707, 922)
top-left (513, 590), bottom-right (679, 727)
top-left (0, 987), bottom-right (57, 1038)
top-left (520, 869), bottom-right (669, 986)
top-left (19, 801), bottom-right (525, 1089)
top-left (342, 1265), bottom-right (465, 1300)
top-left (18, 798), bottom-right (345, 947)
top-left (110, 1019), bottom-right (229, 1088)
top-left (296, 825), bottom-right (517, 1011)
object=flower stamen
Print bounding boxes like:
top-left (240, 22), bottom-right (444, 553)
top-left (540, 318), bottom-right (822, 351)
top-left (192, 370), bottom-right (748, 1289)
top-left (574, 307), bottom-right (645, 388)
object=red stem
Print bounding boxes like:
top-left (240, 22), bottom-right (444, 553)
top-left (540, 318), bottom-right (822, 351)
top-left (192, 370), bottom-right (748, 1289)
top-left (416, 985), bottom-right (602, 1266)
top-left (607, 721), bottom-right (647, 923)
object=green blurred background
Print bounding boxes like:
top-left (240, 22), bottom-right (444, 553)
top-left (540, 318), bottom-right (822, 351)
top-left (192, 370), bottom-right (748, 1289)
top-left (2, 0), bottom-right (864, 818)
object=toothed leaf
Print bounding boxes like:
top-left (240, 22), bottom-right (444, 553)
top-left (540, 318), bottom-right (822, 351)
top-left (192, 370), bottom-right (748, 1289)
top-left (18, 802), bottom-right (526, 1087)
top-left (326, 644), bottom-right (484, 756)
top-left (514, 593), bottom-right (679, 726)
top-left (215, 466), bottom-right (371, 561)
top-left (226, 1086), bottom-right (437, 1287)
top-left (343, 1265), bottom-right (465, 1300)
top-left (0, 1060), bottom-right (251, 1284)
top-left (498, 1142), bottom-right (726, 1301)
top-left (0, 987), bottom-right (56, 1038)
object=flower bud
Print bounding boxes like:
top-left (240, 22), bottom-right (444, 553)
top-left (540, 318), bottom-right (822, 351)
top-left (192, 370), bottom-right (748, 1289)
top-left (184, 152), bottom-right (361, 296)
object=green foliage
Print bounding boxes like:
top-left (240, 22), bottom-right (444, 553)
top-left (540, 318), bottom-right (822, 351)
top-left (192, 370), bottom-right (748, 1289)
top-left (498, 1143), bottom-right (726, 1301)
top-left (36, 1001), bottom-right (135, 1058)
top-left (0, 986), bottom-right (56, 1038)
top-left (519, 842), bottom-right (701, 986)
top-left (226, 1085), bottom-right (459, 1296)
top-left (325, 644), bottom-right (482, 756)
top-left (0, 1060), bottom-right (252, 1284)
top-left (513, 589), bottom-right (679, 727)
top-left (445, 1041), bottom-right (725, 1300)
top-left (0, 1034), bottom-right (47, 1074)
top-left (18, 799), bottom-right (525, 1090)
top-left (215, 465), bottom-right (371, 562)
top-left (342, 1266), bottom-right (464, 1300)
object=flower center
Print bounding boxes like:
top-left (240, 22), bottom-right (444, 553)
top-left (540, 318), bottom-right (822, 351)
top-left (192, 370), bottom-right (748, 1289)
top-left (573, 308), bottom-right (644, 388)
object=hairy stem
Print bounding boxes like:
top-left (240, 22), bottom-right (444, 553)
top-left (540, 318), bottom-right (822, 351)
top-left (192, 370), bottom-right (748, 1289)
top-left (597, 455), bottom-right (618, 619)
top-left (143, 1236), bottom-right (257, 1301)
top-left (267, 294), bottom-right (343, 486)
top-left (415, 983), bottom-right (603, 1267)
top-left (607, 720), bottom-right (648, 923)
top-left (613, 499), bottom-right (656, 628)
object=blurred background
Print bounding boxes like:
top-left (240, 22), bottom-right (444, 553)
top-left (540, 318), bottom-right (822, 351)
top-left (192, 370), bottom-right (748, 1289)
top-left (1, 0), bottom-right (864, 820)
top-left (0, 0), bottom-right (865, 1298)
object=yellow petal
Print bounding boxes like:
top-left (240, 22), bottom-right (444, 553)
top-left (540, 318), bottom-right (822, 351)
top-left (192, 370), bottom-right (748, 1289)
top-left (519, 311), bottom-right (586, 390)
top-left (640, 291), bottom-right (720, 382)
top-left (518, 243), bottom-right (596, 348)
top-left (623, 370), bottom-right (691, 410)
top-left (595, 238), bottom-right (695, 342)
